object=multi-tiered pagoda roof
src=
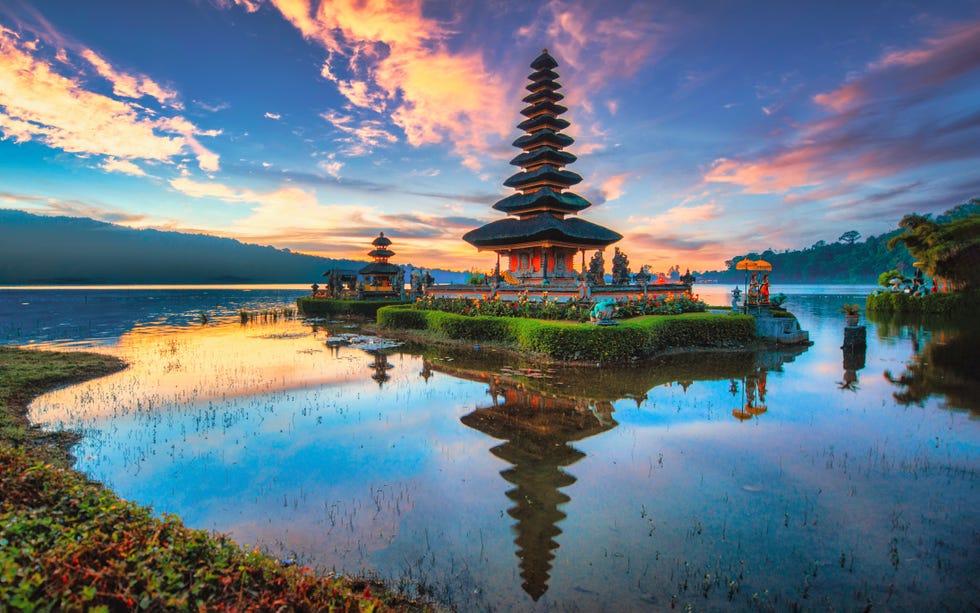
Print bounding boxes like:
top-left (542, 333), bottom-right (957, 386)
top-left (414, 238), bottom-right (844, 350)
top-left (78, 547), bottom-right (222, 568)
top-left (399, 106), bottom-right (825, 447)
top-left (359, 232), bottom-right (400, 276)
top-left (463, 50), bottom-right (622, 252)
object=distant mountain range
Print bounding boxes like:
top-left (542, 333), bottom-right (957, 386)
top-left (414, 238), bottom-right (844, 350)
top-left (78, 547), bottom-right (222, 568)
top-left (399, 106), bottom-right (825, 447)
top-left (0, 210), bottom-right (466, 285)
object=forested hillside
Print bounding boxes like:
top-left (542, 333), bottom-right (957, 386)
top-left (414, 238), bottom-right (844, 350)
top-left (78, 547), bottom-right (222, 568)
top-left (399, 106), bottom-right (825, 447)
top-left (697, 231), bottom-right (913, 284)
top-left (0, 210), bottom-right (465, 285)
top-left (697, 201), bottom-right (978, 284)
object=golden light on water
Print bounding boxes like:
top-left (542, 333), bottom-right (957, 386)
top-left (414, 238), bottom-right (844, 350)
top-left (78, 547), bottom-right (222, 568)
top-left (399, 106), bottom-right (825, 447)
top-left (29, 318), bottom-right (370, 425)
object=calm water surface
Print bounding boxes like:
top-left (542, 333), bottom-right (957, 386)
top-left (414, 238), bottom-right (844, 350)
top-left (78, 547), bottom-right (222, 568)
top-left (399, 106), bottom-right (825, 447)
top-left (6, 285), bottom-right (978, 610)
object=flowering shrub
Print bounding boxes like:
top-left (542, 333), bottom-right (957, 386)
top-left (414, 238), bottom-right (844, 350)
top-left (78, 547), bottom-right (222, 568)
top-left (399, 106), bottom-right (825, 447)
top-left (411, 293), bottom-right (706, 322)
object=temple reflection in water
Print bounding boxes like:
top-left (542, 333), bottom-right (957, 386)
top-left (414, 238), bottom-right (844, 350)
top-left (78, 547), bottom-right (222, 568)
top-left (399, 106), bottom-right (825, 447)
top-left (422, 341), bottom-right (808, 600)
top-left (459, 376), bottom-right (616, 601)
top-left (368, 351), bottom-right (393, 387)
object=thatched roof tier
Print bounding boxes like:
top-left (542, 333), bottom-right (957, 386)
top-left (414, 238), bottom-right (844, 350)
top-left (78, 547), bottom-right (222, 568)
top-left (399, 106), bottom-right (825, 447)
top-left (517, 115), bottom-right (570, 133)
top-left (509, 147), bottom-right (576, 168)
top-left (492, 187), bottom-right (591, 215)
top-left (530, 50), bottom-right (559, 70)
top-left (529, 68), bottom-right (559, 81)
top-left (371, 232), bottom-right (392, 247)
top-left (520, 100), bottom-right (568, 118)
top-left (522, 89), bottom-right (564, 105)
top-left (503, 166), bottom-right (582, 190)
top-left (513, 130), bottom-right (574, 150)
top-left (358, 261), bottom-right (401, 275)
top-left (526, 79), bottom-right (561, 93)
top-left (463, 215), bottom-right (622, 250)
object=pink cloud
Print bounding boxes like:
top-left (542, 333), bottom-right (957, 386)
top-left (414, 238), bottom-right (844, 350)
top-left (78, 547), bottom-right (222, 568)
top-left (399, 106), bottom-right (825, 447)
top-left (599, 173), bottom-right (630, 202)
top-left (812, 82), bottom-right (864, 113)
top-left (628, 202), bottom-right (723, 227)
top-left (707, 18), bottom-right (980, 196)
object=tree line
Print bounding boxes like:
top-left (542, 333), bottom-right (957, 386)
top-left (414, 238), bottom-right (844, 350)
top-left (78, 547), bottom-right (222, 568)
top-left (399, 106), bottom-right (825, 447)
top-left (697, 200), bottom-right (978, 285)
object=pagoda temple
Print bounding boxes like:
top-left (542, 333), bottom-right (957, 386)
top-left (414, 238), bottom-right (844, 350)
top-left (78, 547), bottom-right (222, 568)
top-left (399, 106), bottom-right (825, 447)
top-left (428, 50), bottom-right (693, 304)
top-left (462, 49), bottom-right (622, 286)
top-left (359, 232), bottom-right (401, 298)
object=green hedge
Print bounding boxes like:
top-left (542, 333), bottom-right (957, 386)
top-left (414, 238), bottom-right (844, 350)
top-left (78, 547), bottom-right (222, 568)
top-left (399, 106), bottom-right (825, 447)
top-left (377, 306), bottom-right (755, 362)
top-left (296, 297), bottom-right (407, 318)
top-left (427, 312), bottom-right (515, 341)
top-left (866, 290), bottom-right (977, 316)
top-left (376, 305), bottom-right (428, 329)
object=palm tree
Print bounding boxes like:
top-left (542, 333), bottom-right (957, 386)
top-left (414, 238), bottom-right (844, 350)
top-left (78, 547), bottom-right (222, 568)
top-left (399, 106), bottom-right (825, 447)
top-left (888, 202), bottom-right (980, 291)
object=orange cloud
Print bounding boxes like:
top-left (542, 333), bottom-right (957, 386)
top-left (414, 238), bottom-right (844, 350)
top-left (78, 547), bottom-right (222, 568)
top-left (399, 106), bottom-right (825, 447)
top-left (0, 27), bottom-right (219, 172)
top-left (259, 0), bottom-right (511, 170)
top-left (169, 177), bottom-right (256, 201)
top-left (80, 48), bottom-right (181, 108)
top-left (100, 157), bottom-right (148, 177)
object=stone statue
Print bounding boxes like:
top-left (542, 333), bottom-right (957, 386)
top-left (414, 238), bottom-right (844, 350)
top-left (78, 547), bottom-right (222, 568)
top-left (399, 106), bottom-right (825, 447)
top-left (587, 251), bottom-right (605, 285)
top-left (747, 272), bottom-right (759, 305)
top-left (731, 286), bottom-right (742, 312)
top-left (590, 299), bottom-right (617, 325)
top-left (395, 267), bottom-right (405, 299)
top-left (634, 265), bottom-right (651, 286)
top-left (611, 247), bottom-right (631, 285)
top-left (760, 273), bottom-right (770, 304)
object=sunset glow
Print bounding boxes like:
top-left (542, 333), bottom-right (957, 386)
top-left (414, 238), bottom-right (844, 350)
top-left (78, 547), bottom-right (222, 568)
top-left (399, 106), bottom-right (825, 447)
top-left (1, 1), bottom-right (978, 272)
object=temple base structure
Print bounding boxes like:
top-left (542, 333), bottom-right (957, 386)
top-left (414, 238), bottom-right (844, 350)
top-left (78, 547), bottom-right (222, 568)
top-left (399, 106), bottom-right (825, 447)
top-left (426, 281), bottom-right (693, 303)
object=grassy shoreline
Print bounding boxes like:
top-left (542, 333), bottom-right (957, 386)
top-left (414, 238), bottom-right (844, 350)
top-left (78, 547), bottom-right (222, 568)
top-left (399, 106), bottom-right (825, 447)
top-left (0, 346), bottom-right (427, 611)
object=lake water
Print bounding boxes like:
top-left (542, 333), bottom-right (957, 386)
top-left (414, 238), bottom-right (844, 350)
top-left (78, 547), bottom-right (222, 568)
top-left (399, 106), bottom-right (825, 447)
top-left (6, 285), bottom-right (978, 610)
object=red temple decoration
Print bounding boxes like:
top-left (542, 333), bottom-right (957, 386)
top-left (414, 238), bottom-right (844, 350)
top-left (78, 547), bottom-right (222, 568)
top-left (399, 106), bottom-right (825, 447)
top-left (463, 49), bottom-right (622, 285)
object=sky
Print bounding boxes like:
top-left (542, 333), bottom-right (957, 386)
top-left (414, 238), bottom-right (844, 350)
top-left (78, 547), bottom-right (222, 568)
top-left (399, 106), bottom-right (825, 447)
top-left (1, 0), bottom-right (978, 274)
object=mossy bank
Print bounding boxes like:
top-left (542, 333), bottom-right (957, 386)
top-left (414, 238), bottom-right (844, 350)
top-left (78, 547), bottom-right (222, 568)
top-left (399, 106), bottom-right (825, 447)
top-left (377, 305), bottom-right (756, 363)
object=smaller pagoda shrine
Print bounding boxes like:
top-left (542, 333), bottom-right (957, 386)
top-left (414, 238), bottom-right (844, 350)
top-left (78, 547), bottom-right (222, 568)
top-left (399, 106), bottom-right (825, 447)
top-left (359, 232), bottom-right (402, 298)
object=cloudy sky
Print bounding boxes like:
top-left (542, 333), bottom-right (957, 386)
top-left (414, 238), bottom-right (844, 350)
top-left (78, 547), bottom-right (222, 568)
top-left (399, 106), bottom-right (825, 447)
top-left (1, 0), bottom-right (978, 273)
